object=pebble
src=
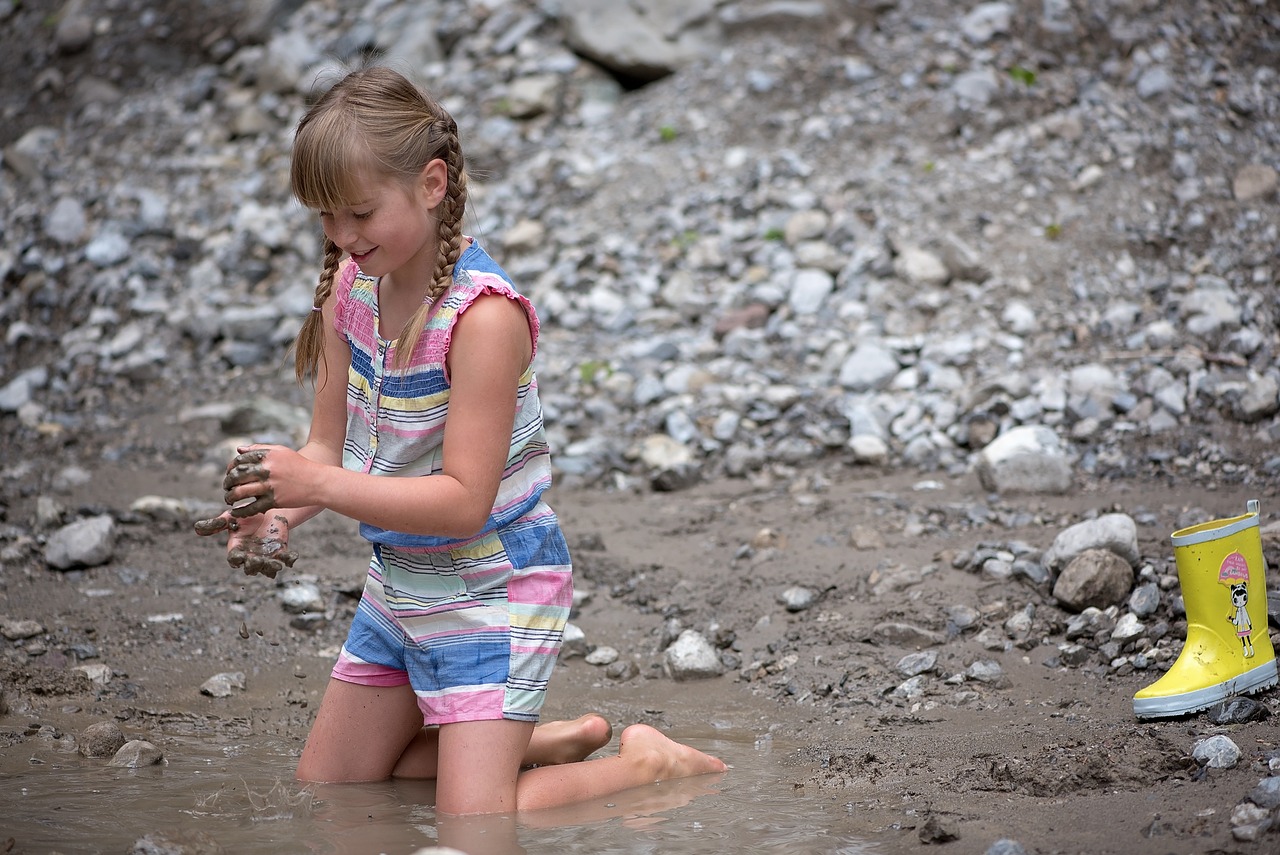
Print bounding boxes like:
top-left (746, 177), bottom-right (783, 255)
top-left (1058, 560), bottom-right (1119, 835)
top-left (79, 722), bottom-right (127, 758)
top-left (200, 672), bottom-right (247, 698)
top-left (108, 740), bottom-right (165, 768)
top-left (663, 629), bottom-right (723, 680)
top-left (1192, 734), bottom-right (1242, 769)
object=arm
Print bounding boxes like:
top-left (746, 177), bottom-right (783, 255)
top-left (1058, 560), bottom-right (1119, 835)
top-left (222, 292), bottom-right (532, 539)
top-left (194, 285), bottom-right (349, 573)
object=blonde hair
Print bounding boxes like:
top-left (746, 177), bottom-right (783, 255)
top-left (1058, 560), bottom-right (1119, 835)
top-left (290, 66), bottom-right (469, 381)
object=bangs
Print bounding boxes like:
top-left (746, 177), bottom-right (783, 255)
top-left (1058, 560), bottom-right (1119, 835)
top-left (290, 111), bottom-right (380, 211)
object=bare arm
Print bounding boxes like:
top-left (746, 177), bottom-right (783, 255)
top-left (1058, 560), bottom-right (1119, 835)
top-left (223, 293), bottom-right (531, 539)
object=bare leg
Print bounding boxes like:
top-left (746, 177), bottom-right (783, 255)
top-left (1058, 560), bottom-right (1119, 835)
top-left (297, 680), bottom-right (425, 782)
top-left (512, 724), bottom-right (727, 813)
top-left (392, 713), bottom-right (613, 778)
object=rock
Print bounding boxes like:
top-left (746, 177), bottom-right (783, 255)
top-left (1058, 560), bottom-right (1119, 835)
top-left (1053, 549), bottom-right (1134, 611)
top-left (1233, 164), bottom-right (1278, 202)
top-left (778, 586), bottom-right (818, 612)
top-left (960, 2), bottom-right (1014, 44)
top-left (109, 740), bottom-right (165, 768)
top-left (918, 812), bottom-right (959, 843)
top-left (873, 622), bottom-right (945, 648)
top-left (560, 622), bottom-right (589, 659)
top-left (897, 651), bottom-right (937, 676)
top-left (663, 629), bottom-right (723, 680)
top-left (44, 196), bottom-right (88, 244)
top-left (0, 619), bottom-right (44, 640)
top-left (45, 514), bottom-right (116, 570)
top-left (975, 426), bottom-right (1073, 495)
top-left (1192, 734), bottom-right (1241, 769)
top-left (985, 841), bottom-right (1027, 855)
top-left (585, 646), bottom-right (619, 666)
top-left (200, 672), bottom-right (246, 698)
top-left (561, 0), bottom-right (709, 83)
top-left (1042, 514), bottom-right (1140, 574)
top-left (279, 581), bottom-right (324, 614)
top-left (80, 722), bottom-right (127, 758)
top-left (1248, 776), bottom-right (1280, 810)
top-left (1206, 696), bottom-right (1268, 725)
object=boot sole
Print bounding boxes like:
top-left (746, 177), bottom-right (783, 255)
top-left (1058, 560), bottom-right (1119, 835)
top-left (1133, 659), bottom-right (1278, 719)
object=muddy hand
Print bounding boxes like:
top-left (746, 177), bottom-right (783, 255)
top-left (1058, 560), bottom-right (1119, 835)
top-left (227, 512), bottom-right (296, 579)
top-left (227, 536), bottom-right (298, 579)
top-left (223, 448), bottom-right (277, 518)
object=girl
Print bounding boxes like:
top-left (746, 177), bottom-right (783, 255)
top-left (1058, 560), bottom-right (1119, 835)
top-left (196, 66), bottom-right (724, 815)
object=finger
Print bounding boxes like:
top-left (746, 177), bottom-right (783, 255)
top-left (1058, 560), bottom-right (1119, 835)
top-left (227, 546), bottom-right (248, 568)
top-left (193, 516), bottom-right (233, 536)
top-left (230, 493), bottom-right (277, 518)
top-left (245, 555), bottom-right (283, 579)
top-left (223, 461), bottom-right (270, 492)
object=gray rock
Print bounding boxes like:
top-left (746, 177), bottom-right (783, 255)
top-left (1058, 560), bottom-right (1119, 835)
top-left (663, 629), bottom-right (723, 680)
top-left (1233, 164), bottom-right (1278, 202)
top-left (975, 426), bottom-right (1073, 495)
top-left (1042, 514), bottom-right (1140, 573)
top-left (279, 582), bottom-right (324, 614)
top-left (1247, 776), bottom-right (1280, 810)
top-left (779, 586), bottom-right (819, 612)
top-left (44, 196), bottom-right (88, 244)
top-left (108, 740), bottom-right (165, 768)
top-left (873, 622), bottom-right (945, 648)
top-left (897, 650), bottom-right (937, 676)
top-left (1192, 734), bottom-right (1241, 769)
top-left (200, 671), bottom-right (247, 698)
top-left (45, 514), bottom-right (116, 570)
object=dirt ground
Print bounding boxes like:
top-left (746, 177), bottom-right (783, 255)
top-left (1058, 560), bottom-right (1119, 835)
top-left (2, 380), bottom-right (1279, 855)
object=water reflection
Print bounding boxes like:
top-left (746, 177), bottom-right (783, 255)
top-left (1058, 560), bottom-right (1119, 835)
top-left (1, 729), bottom-right (877, 854)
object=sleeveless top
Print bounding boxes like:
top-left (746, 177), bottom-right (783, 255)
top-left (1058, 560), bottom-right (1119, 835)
top-left (332, 241), bottom-right (553, 552)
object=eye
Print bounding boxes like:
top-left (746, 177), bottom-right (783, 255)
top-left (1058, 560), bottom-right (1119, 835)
top-left (353, 210), bottom-right (373, 220)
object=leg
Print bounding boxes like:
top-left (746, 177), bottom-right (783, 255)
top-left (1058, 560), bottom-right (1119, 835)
top-left (391, 713), bottom-right (613, 779)
top-left (513, 724), bottom-right (727, 813)
top-left (296, 679), bottom-right (425, 782)
top-left (432, 719), bottom-right (727, 815)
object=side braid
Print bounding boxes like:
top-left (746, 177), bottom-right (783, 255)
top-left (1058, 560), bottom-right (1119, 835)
top-left (392, 122), bottom-right (469, 368)
top-left (294, 235), bottom-right (344, 383)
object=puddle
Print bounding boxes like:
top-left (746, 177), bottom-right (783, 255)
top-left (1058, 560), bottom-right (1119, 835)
top-left (1, 727), bottom-right (880, 854)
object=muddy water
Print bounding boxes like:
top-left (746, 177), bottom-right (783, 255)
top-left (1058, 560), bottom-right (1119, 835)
top-left (1, 728), bottom-right (879, 855)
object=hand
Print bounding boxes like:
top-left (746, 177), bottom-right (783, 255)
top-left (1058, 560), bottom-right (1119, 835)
top-left (221, 445), bottom-right (315, 517)
top-left (193, 510), bottom-right (298, 579)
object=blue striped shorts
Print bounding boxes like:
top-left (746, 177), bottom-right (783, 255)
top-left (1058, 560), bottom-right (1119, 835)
top-left (331, 508), bottom-right (573, 725)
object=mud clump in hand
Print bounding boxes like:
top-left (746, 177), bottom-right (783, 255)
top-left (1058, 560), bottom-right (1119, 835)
top-left (227, 536), bottom-right (298, 579)
top-left (193, 516), bottom-right (237, 537)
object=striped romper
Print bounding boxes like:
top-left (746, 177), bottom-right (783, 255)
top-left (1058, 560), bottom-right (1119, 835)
top-left (329, 242), bottom-right (572, 725)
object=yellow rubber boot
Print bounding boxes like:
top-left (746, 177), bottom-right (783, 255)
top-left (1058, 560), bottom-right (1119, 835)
top-left (1133, 499), bottom-right (1277, 719)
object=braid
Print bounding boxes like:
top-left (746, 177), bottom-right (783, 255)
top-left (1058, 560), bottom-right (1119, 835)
top-left (392, 122), bottom-right (469, 368)
top-left (294, 236), bottom-right (343, 383)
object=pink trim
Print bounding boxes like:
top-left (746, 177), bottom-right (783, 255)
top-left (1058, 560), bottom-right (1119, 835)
top-left (439, 280), bottom-right (538, 386)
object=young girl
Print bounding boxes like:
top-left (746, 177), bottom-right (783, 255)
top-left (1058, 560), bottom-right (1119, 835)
top-left (195, 66), bottom-right (724, 815)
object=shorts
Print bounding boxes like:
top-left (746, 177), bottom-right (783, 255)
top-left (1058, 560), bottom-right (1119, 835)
top-left (331, 507), bottom-right (572, 725)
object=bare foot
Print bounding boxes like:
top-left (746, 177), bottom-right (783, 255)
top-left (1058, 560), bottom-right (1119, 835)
top-left (617, 724), bottom-right (727, 782)
top-left (525, 714), bottom-right (613, 766)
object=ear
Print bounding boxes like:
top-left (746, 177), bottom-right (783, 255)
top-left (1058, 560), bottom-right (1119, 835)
top-left (418, 158), bottom-right (449, 210)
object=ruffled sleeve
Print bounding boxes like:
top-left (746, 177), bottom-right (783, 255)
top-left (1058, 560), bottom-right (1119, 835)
top-left (331, 259), bottom-right (360, 334)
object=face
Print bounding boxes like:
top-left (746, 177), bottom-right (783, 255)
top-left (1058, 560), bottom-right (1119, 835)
top-left (316, 161), bottom-right (447, 281)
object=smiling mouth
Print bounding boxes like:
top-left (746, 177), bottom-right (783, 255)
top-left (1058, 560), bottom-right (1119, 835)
top-left (350, 248), bottom-right (375, 262)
